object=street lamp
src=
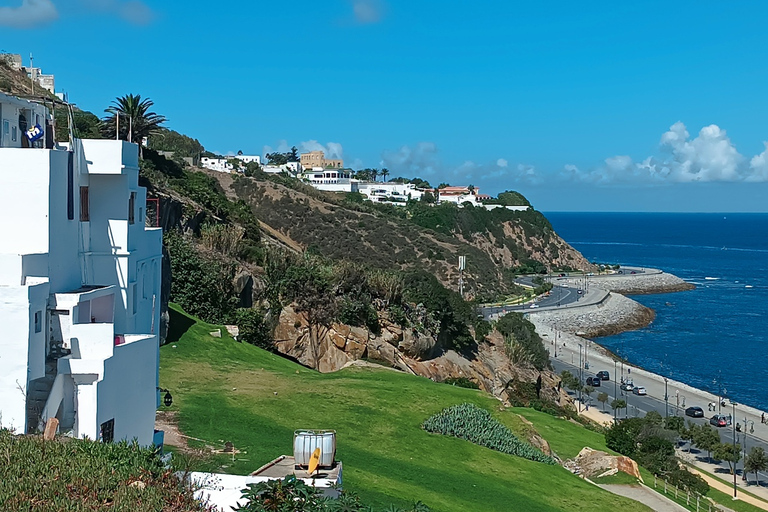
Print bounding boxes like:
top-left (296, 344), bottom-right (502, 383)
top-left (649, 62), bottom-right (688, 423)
top-left (578, 344), bottom-right (583, 410)
top-left (613, 359), bottom-right (618, 401)
top-left (664, 377), bottom-right (669, 418)
top-left (732, 401), bottom-right (738, 499)
top-left (742, 418), bottom-right (755, 481)
top-left (157, 387), bottom-right (173, 407)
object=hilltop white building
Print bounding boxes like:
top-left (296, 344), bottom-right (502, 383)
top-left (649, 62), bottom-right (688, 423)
top-left (301, 169), bottom-right (358, 192)
top-left (357, 182), bottom-right (424, 204)
top-left (201, 156), bottom-right (233, 173)
top-left (0, 92), bottom-right (164, 446)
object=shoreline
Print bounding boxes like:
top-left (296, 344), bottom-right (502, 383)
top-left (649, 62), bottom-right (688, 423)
top-left (528, 268), bottom-right (768, 431)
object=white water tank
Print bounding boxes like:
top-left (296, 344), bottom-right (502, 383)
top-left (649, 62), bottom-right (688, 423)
top-left (293, 430), bottom-right (336, 467)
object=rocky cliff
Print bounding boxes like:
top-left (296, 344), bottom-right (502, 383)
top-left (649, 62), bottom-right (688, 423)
top-left (273, 305), bottom-right (570, 409)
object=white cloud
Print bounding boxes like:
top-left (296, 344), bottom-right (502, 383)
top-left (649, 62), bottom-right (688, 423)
top-left (658, 122), bottom-right (744, 182)
top-left (351, 0), bottom-right (384, 24)
top-left (299, 140), bottom-right (344, 159)
top-left (748, 143), bottom-right (768, 183)
top-left (0, 0), bottom-right (58, 28)
top-left (380, 142), bottom-right (440, 176)
top-left (262, 139), bottom-right (290, 157)
top-left (496, 158), bottom-right (508, 168)
top-left (79, 0), bottom-right (154, 25)
top-left (561, 121), bottom-right (768, 184)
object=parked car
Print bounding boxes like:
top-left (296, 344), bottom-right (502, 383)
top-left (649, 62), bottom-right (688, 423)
top-left (585, 376), bottom-right (601, 387)
top-left (596, 371), bottom-right (610, 381)
top-left (710, 414), bottom-right (728, 427)
top-left (632, 386), bottom-right (647, 395)
top-left (685, 406), bottom-right (705, 418)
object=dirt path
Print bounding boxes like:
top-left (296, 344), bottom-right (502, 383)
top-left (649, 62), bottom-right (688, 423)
top-left (685, 465), bottom-right (768, 511)
top-left (599, 484), bottom-right (689, 512)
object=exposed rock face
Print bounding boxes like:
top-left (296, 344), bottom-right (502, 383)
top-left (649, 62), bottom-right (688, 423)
top-left (273, 307), bottom-right (563, 407)
top-left (564, 447), bottom-right (642, 480)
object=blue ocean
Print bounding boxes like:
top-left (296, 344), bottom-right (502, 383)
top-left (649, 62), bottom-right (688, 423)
top-left (545, 212), bottom-right (768, 411)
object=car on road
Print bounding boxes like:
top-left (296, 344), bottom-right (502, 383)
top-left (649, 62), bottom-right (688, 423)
top-left (710, 414), bottom-right (728, 427)
top-left (585, 377), bottom-right (601, 387)
top-left (685, 406), bottom-right (705, 418)
top-left (632, 386), bottom-right (647, 395)
top-left (529, 303), bottom-right (539, 309)
top-left (630, 271), bottom-right (637, 274)
top-left (596, 371), bottom-right (610, 381)
top-left (620, 381), bottom-right (635, 391)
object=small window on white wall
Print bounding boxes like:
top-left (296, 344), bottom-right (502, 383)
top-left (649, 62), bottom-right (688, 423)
top-left (34, 311), bottom-right (42, 333)
top-left (132, 283), bottom-right (138, 315)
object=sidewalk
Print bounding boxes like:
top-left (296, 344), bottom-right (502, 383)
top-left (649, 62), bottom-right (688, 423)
top-left (678, 449), bottom-right (768, 510)
top-left (534, 320), bottom-right (768, 445)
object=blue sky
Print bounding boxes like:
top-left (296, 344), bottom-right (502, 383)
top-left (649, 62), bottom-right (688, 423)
top-left (2, 0), bottom-right (768, 211)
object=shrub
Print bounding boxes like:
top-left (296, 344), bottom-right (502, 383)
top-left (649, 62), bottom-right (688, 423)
top-left (0, 429), bottom-right (211, 511)
top-left (422, 403), bottom-right (555, 464)
top-left (236, 308), bottom-right (273, 350)
top-left (442, 377), bottom-right (480, 389)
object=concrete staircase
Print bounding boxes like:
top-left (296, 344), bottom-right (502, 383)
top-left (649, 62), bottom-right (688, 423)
top-left (26, 359), bottom-right (57, 433)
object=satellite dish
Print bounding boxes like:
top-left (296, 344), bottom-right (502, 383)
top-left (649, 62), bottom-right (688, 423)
top-left (308, 447), bottom-right (321, 475)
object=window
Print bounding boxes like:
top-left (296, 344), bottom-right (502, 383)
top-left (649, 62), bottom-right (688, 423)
top-left (100, 419), bottom-right (114, 443)
top-left (11, 126), bottom-right (17, 142)
top-left (79, 187), bottom-right (89, 221)
top-left (132, 283), bottom-right (137, 315)
top-left (2, 119), bottom-right (8, 137)
top-left (128, 192), bottom-right (136, 224)
top-left (34, 311), bottom-right (42, 333)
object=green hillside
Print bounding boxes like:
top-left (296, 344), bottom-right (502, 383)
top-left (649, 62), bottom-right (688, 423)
top-left (160, 305), bottom-right (650, 512)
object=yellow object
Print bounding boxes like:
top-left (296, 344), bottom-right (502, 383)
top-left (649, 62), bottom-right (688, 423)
top-left (308, 447), bottom-right (321, 474)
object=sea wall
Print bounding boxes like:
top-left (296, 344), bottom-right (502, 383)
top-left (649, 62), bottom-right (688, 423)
top-left (529, 292), bottom-right (655, 337)
top-left (588, 270), bottom-right (694, 295)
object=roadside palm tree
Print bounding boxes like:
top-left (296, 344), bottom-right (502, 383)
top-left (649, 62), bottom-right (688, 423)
top-left (102, 94), bottom-right (166, 151)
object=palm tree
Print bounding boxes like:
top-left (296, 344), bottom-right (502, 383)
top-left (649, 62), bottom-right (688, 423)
top-left (381, 168), bottom-right (389, 182)
top-left (370, 169), bottom-right (379, 182)
top-left (102, 94), bottom-right (166, 151)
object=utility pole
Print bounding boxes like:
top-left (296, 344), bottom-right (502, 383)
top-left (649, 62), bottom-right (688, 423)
top-left (29, 52), bottom-right (34, 95)
top-left (458, 256), bottom-right (465, 299)
top-left (733, 401), bottom-right (738, 498)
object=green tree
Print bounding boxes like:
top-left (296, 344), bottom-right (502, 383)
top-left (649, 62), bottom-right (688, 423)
top-left (693, 426), bottom-right (721, 463)
top-left (244, 161), bottom-right (263, 177)
top-left (611, 398), bottom-right (627, 420)
top-left (371, 168), bottom-right (379, 182)
top-left (421, 191), bottom-right (436, 204)
top-left (235, 308), bottom-right (273, 350)
top-left (597, 392), bottom-right (609, 411)
top-left (381, 168), bottom-right (390, 182)
top-left (147, 128), bottom-right (203, 161)
top-left (744, 446), bottom-right (768, 485)
top-left (714, 442), bottom-right (741, 475)
top-left (102, 94), bottom-right (166, 149)
top-left (664, 415), bottom-right (684, 433)
top-left (495, 190), bottom-right (531, 207)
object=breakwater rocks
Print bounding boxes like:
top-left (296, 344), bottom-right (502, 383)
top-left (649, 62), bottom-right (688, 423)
top-left (590, 270), bottom-right (695, 295)
top-left (530, 292), bottom-right (655, 337)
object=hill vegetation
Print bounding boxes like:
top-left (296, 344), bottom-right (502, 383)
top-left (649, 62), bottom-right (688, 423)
top-left (160, 305), bottom-right (651, 512)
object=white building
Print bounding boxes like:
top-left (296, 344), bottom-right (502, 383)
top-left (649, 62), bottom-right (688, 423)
top-left (234, 154), bottom-right (260, 165)
top-left (301, 169), bottom-right (358, 193)
top-left (0, 93), bottom-right (164, 446)
top-left (357, 182), bottom-right (424, 205)
top-left (437, 186), bottom-right (480, 206)
top-left (0, 92), bottom-right (50, 148)
top-left (201, 156), bottom-right (234, 173)
top-left (263, 161), bottom-right (300, 174)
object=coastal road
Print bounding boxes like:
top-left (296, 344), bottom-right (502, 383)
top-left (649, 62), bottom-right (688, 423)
top-left (550, 355), bottom-right (768, 483)
top-left (479, 280), bottom-right (583, 320)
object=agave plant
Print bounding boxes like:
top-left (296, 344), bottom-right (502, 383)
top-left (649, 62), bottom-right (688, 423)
top-left (422, 403), bottom-right (556, 464)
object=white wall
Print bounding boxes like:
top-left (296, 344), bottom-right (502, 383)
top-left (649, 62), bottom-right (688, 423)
top-left (97, 335), bottom-right (158, 445)
top-left (0, 286), bottom-right (33, 432)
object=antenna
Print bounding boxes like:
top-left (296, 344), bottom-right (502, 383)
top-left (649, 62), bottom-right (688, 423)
top-left (29, 52), bottom-right (34, 95)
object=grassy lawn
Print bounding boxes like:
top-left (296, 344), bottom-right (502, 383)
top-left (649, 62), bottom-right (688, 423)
top-left (160, 305), bottom-right (650, 512)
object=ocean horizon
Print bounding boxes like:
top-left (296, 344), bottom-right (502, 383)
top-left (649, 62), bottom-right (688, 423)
top-left (545, 212), bottom-right (768, 412)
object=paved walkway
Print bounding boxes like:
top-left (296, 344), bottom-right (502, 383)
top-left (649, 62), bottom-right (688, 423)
top-left (678, 449), bottom-right (768, 510)
top-left (599, 483), bottom-right (689, 512)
